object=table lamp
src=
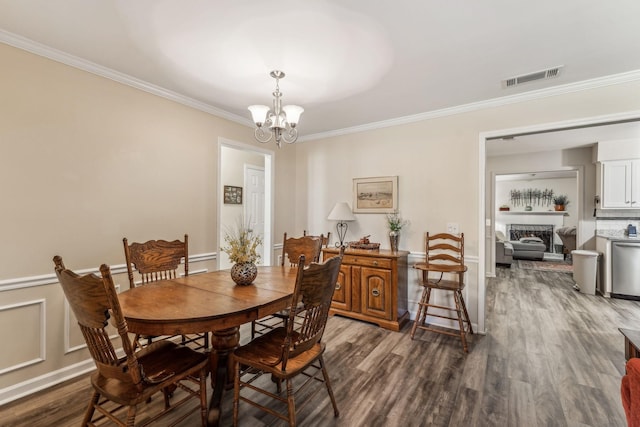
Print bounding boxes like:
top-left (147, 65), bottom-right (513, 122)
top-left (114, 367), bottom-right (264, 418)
top-left (327, 202), bottom-right (356, 247)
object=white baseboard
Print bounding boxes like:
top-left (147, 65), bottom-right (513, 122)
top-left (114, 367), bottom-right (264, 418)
top-left (0, 359), bottom-right (95, 406)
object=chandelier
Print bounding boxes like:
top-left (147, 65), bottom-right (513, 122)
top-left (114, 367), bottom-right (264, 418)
top-left (248, 70), bottom-right (304, 148)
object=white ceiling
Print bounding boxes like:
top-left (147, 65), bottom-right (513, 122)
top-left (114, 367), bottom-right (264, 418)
top-left (1, 0), bottom-right (640, 150)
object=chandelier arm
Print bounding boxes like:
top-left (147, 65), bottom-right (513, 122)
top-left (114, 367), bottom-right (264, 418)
top-left (280, 127), bottom-right (299, 144)
top-left (254, 127), bottom-right (273, 143)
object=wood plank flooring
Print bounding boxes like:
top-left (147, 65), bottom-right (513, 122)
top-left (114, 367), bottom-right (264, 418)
top-left (1, 263), bottom-right (638, 426)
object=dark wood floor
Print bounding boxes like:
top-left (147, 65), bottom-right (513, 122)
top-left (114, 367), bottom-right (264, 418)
top-left (2, 263), bottom-right (638, 426)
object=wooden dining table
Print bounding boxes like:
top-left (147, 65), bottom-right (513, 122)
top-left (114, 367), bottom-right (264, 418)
top-left (118, 265), bottom-right (298, 427)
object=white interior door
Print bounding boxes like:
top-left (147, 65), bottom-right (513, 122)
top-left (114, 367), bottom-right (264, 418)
top-left (245, 165), bottom-right (265, 264)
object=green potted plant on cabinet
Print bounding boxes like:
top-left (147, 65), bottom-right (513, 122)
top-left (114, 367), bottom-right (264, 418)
top-left (386, 211), bottom-right (408, 252)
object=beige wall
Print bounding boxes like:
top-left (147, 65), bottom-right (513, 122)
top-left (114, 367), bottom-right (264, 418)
top-left (0, 43), bottom-right (299, 397)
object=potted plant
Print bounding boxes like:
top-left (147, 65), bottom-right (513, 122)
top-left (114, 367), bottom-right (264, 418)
top-left (221, 218), bottom-right (263, 285)
top-left (553, 195), bottom-right (569, 211)
top-left (386, 211), bottom-right (408, 252)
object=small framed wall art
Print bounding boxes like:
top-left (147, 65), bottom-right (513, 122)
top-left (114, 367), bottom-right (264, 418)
top-left (352, 176), bottom-right (398, 213)
top-left (224, 185), bottom-right (243, 204)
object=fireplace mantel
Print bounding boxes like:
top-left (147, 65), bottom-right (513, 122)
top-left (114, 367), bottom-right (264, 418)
top-left (496, 211), bottom-right (568, 250)
top-left (498, 211), bottom-right (568, 216)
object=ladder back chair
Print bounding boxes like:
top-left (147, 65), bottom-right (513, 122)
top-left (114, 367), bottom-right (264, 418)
top-left (123, 234), bottom-right (209, 351)
top-left (53, 256), bottom-right (209, 427)
top-left (232, 249), bottom-right (344, 426)
top-left (411, 232), bottom-right (474, 352)
top-left (251, 233), bottom-right (324, 339)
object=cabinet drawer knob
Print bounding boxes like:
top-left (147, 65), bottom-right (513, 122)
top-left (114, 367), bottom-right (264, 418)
top-left (373, 261), bottom-right (378, 266)
top-left (372, 288), bottom-right (380, 297)
top-left (335, 282), bottom-right (341, 291)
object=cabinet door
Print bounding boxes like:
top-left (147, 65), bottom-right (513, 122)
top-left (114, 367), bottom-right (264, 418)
top-left (359, 267), bottom-right (392, 319)
top-left (603, 160), bottom-right (632, 208)
top-left (331, 264), bottom-right (351, 311)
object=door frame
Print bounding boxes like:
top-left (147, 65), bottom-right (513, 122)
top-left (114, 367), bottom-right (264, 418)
top-left (218, 137), bottom-right (274, 269)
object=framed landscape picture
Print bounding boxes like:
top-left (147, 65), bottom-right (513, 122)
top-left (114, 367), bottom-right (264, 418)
top-left (353, 176), bottom-right (398, 213)
top-left (223, 185), bottom-right (243, 204)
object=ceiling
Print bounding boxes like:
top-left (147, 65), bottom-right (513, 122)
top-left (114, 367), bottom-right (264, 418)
top-left (1, 0), bottom-right (640, 149)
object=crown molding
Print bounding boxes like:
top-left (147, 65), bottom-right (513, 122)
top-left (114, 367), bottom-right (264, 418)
top-left (299, 69), bottom-right (640, 142)
top-left (3, 29), bottom-right (639, 143)
top-left (0, 30), bottom-right (252, 127)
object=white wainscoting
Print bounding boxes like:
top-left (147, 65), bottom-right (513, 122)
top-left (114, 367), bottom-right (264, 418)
top-left (0, 252), bottom-right (216, 406)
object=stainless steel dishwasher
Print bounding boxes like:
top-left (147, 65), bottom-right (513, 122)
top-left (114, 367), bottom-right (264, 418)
top-left (611, 241), bottom-right (640, 299)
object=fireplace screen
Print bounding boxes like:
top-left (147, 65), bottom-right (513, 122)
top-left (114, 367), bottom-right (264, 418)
top-left (507, 224), bottom-right (554, 253)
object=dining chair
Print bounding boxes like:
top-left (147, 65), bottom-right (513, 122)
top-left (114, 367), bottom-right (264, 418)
top-left (304, 229), bottom-right (332, 251)
top-left (232, 249), bottom-right (344, 426)
top-left (251, 233), bottom-right (323, 339)
top-left (123, 234), bottom-right (209, 351)
top-left (411, 232), bottom-right (474, 352)
top-left (53, 256), bottom-right (209, 427)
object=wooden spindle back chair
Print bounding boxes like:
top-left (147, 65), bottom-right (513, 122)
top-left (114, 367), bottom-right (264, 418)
top-left (53, 256), bottom-right (209, 427)
top-left (251, 233), bottom-right (323, 338)
top-left (123, 235), bottom-right (208, 350)
top-left (232, 249), bottom-right (344, 426)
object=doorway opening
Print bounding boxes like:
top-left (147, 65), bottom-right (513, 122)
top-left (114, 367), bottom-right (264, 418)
top-left (478, 111), bottom-right (640, 334)
top-left (218, 138), bottom-right (273, 270)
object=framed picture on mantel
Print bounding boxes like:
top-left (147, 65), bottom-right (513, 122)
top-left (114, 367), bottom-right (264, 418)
top-left (353, 176), bottom-right (398, 213)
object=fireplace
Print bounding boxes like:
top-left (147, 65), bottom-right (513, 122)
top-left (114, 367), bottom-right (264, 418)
top-left (507, 224), bottom-right (554, 253)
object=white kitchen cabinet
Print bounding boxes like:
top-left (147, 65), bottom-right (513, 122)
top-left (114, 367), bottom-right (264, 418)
top-left (601, 160), bottom-right (640, 208)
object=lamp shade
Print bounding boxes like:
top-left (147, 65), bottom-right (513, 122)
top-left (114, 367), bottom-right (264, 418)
top-left (248, 105), bottom-right (270, 125)
top-left (327, 202), bottom-right (356, 221)
top-left (282, 105), bottom-right (304, 125)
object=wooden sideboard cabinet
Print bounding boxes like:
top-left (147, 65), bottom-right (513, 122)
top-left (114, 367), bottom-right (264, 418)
top-left (322, 248), bottom-right (409, 331)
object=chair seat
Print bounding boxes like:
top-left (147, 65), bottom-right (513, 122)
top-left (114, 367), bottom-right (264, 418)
top-left (92, 340), bottom-right (209, 405)
top-left (423, 278), bottom-right (465, 291)
top-left (234, 328), bottom-right (324, 379)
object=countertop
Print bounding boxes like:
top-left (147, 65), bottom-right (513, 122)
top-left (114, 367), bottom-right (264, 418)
top-left (595, 232), bottom-right (640, 242)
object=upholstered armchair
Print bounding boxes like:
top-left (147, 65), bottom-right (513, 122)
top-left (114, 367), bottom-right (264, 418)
top-left (495, 231), bottom-right (514, 266)
top-left (622, 358), bottom-right (640, 427)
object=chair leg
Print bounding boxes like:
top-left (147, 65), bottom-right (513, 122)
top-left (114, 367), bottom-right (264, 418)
top-left (458, 292), bottom-right (474, 335)
top-left (286, 378), bottom-right (296, 427)
top-left (410, 286), bottom-right (431, 340)
top-left (233, 360), bottom-right (240, 427)
top-left (199, 366), bottom-right (208, 427)
top-left (319, 355), bottom-right (339, 417)
top-left (125, 405), bottom-right (137, 427)
top-left (453, 291), bottom-right (468, 353)
top-left (82, 390), bottom-right (100, 426)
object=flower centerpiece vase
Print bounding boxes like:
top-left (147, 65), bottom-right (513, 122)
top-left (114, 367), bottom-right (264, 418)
top-left (230, 262), bottom-right (258, 286)
top-left (222, 218), bottom-right (263, 286)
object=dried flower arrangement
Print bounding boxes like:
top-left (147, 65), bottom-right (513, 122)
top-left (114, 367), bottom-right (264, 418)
top-left (221, 218), bottom-right (263, 264)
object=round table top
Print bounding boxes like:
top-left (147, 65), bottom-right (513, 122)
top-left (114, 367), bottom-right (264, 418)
top-left (118, 266), bottom-right (297, 335)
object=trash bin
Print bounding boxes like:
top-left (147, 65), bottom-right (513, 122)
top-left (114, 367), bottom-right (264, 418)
top-left (571, 250), bottom-right (600, 295)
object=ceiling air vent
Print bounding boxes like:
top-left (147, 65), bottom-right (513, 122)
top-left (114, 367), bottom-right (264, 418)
top-left (502, 66), bottom-right (563, 88)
